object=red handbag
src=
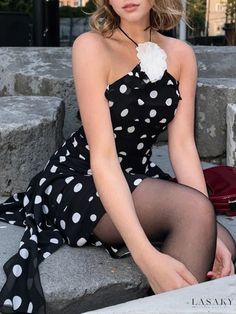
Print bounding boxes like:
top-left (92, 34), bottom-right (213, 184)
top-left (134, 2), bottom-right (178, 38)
top-left (203, 165), bottom-right (236, 216)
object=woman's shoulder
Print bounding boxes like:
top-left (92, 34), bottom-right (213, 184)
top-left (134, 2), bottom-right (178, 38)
top-left (159, 33), bottom-right (195, 58)
top-left (72, 31), bottom-right (109, 58)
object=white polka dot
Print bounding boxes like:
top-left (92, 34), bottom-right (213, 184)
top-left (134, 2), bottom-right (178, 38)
top-left (125, 168), bottom-right (133, 173)
top-left (138, 98), bottom-right (144, 105)
top-left (150, 109), bottom-right (157, 117)
top-left (77, 238), bottom-right (87, 247)
top-left (19, 248), bottom-right (29, 259)
top-left (150, 90), bottom-right (158, 98)
top-left (90, 214), bottom-right (97, 222)
top-left (39, 178), bottom-right (46, 186)
top-left (4, 299), bottom-right (12, 306)
top-left (119, 151), bottom-right (127, 156)
top-left (134, 178), bottom-right (142, 186)
top-left (109, 101), bottom-right (114, 107)
top-left (121, 109), bottom-right (128, 117)
top-left (45, 185), bottom-right (52, 195)
top-left (50, 165), bottom-right (57, 173)
top-left (56, 193), bottom-right (62, 204)
top-left (128, 71), bottom-right (133, 76)
top-left (137, 143), bottom-right (144, 150)
top-left (66, 150), bottom-right (70, 156)
top-left (30, 235), bottom-right (38, 243)
top-left (118, 156), bottom-right (123, 162)
top-left (166, 98), bottom-right (172, 106)
top-left (12, 265), bottom-right (22, 277)
top-left (27, 302), bottom-right (33, 313)
top-left (87, 169), bottom-right (92, 175)
top-left (60, 220), bottom-right (66, 230)
top-left (142, 157), bottom-right (147, 164)
top-left (120, 84), bottom-right (127, 93)
top-left (127, 126), bottom-right (135, 133)
top-left (160, 118), bottom-right (167, 123)
top-left (89, 196), bottom-right (93, 202)
top-left (73, 138), bottom-right (78, 147)
top-left (19, 241), bottom-right (24, 248)
top-left (79, 154), bottom-right (85, 160)
top-left (34, 195), bottom-right (42, 205)
top-left (176, 90), bottom-right (180, 96)
top-left (113, 133), bottom-right (116, 138)
top-left (135, 72), bottom-right (139, 77)
top-left (153, 174), bottom-right (160, 178)
top-left (42, 204), bottom-right (49, 215)
top-left (174, 109), bottom-right (177, 115)
top-left (59, 156), bottom-right (66, 163)
top-left (135, 118), bottom-right (139, 121)
top-left (65, 176), bottom-right (74, 184)
top-left (74, 183), bottom-right (82, 193)
top-left (96, 191), bottom-right (99, 197)
top-left (167, 80), bottom-right (174, 85)
top-left (43, 252), bottom-right (51, 258)
top-left (151, 134), bottom-right (156, 138)
top-left (13, 296), bottom-right (22, 310)
top-left (150, 162), bottom-right (156, 167)
top-left (23, 196), bottom-right (29, 207)
top-left (140, 134), bottom-right (147, 138)
top-left (114, 126), bottom-right (122, 131)
top-left (72, 212), bottom-right (81, 223)
top-left (9, 220), bottom-right (16, 224)
top-left (13, 194), bottom-right (19, 202)
top-left (145, 118), bottom-right (150, 123)
top-left (50, 238), bottom-right (59, 244)
top-left (85, 145), bottom-right (89, 150)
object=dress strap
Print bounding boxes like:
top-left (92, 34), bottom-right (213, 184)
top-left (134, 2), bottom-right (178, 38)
top-left (118, 25), bottom-right (152, 47)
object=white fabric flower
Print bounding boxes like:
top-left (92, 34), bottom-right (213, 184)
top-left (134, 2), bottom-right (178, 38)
top-left (136, 42), bottom-right (167, 83)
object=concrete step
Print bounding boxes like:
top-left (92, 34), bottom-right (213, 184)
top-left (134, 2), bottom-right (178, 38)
top-left (196, 78), bottom-right (236, 160)
top-left (227, 103), bottom-right (236, 166)
top-left (85, 274), bottom-right (236, 314)
top-left (0, 96), bottom-right (64, 196)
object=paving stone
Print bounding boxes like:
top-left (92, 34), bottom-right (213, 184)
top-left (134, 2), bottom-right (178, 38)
top-left (0, 96), bottom-right (64, 196)
top-left (227, 103), bottom-right (236, 166)
top-left (85, 275), bottom-right (236, 314)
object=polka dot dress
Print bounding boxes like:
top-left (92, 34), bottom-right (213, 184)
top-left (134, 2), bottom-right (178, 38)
top-left (0, 63), bottom-right (181, 313)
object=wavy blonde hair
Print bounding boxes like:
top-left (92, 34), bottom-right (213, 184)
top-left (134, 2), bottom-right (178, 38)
top-left (89, 0), bottom-right (184, 36)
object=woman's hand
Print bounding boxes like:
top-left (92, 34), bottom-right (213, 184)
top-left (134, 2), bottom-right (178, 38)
top-left (207, 237), bottom-right (235, 280)
top-left (135, 246), bottom-right (198, 294)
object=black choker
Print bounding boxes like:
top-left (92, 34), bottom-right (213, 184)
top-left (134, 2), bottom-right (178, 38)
top-left (118, 25), bottom-right (152, 47)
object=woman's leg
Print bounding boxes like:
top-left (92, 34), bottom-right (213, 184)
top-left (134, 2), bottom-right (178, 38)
top-left (93, 178), bottom-right (217, 282)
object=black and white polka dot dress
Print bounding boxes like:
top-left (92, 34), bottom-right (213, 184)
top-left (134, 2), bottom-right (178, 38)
top-left (0, 63), bottom-right (181, 313)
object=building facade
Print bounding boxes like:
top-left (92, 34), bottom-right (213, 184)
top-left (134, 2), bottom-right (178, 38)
top-left (59, 0), bottom-right (89, 7)
top-left (206, 0), bottom-right (227, 36)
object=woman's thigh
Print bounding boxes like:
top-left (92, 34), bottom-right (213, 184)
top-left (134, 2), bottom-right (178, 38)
top-left (93, 177), bottom-right (215, 245)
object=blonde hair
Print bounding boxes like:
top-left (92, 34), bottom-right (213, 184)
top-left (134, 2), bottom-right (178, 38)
top-left (89, 0), bottom-right (184, 36)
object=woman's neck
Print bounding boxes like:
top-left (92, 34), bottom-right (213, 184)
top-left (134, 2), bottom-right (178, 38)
top-left (119, 19), bottom-right (151, 43)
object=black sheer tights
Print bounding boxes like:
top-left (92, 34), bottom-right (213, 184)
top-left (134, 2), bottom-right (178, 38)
top-left (93, 178), bottom-right (230, 283)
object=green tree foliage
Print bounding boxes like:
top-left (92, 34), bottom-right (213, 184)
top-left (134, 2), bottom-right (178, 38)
top-left (187, 0), bottom-right (206, 36)
top-left (0, 0), bottom-right (32, 13)
top-left (226, 0), bottom-right (236, 23)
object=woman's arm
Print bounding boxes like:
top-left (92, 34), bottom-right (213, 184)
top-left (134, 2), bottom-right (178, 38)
top-left (167, 42), bottom-right (208, 196)
top-left (167, 41), bottom-right (234, 277)
top-left (72, 32), bottom-right (152, 259)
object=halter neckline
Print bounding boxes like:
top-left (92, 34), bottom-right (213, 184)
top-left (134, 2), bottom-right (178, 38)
top-left (118, 26), bottom-right (152, 47)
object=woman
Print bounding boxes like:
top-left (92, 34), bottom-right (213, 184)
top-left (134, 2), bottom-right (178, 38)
top-left (0, 0), bottom-right (235, 313)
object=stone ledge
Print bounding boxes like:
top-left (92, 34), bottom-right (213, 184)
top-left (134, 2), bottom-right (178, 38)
top-left (0, 96), bottom-right (64, 196)
top-left (85, 275), bottom-right (236, 314)
top-left (0, 46), bottom-right (235, 140)
top-left (227, 104), bottom-right (236, 166)
top-left (0, 221), bottom-right (148, 314)
top-left (196, 78), bottom-right (236, 158)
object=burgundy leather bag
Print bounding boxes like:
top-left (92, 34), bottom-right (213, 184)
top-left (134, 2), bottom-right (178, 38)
top-left (203, 166), bottom-right (236, 216)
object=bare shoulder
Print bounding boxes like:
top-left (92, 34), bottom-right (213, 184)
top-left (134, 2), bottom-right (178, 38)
top-left (72, 31), bottom-right (110, 67)
top-left (162, 35), bottom-right (196, 61)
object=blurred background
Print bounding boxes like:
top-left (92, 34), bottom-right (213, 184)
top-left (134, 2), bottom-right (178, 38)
top-left (0, 0), bottom-right (235, 47)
